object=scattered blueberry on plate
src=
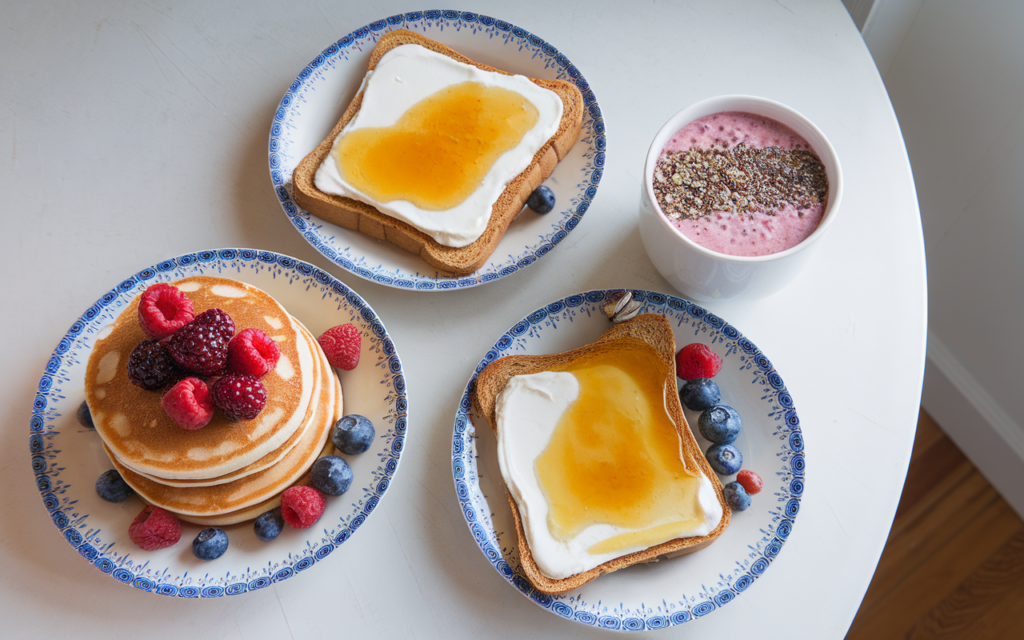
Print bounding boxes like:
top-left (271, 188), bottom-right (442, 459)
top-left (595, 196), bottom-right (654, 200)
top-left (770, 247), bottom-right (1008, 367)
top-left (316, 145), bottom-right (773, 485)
top-left (706, 443), bottom-right (743, 475)
top-left (192, 527), bottom-right (229, 560)
top-left (680, 379), bottom-right (721, 412)
top-left (723, 482), bottom-right (751, 511)
top-left (333, 414), bottom-right (375, 455)
top-left (310, 455), bottom-right (354, 496)
top-left (698, 405), bottom-right (742, 444)
top-left (526, 185), bottom-right (555, 214)
top-left (95, 469), bottom-right (133, 503)
top-left (254, 507), bottom-right (284, 542)
top-left (77, 400), bottom-right (94, 429)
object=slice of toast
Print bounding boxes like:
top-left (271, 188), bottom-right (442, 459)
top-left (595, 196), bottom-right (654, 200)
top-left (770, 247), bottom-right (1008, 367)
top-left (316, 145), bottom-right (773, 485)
top-left (472, 314), bottom-right (731, 595)
top-left (292, 30), bottom-right (585, 276)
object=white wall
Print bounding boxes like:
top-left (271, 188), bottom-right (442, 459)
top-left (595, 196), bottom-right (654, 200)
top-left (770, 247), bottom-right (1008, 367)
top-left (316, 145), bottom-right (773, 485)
top-left (871, 0), bottom-right (1024, 517)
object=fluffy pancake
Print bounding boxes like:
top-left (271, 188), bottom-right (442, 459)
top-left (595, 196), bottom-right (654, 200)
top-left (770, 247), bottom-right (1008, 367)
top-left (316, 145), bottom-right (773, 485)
top-left (86, 277), bottom-right (314, 480)
top-left (131, 321), bottom-right (328, 488)
top-left (105, 324), bottom-right (340, 517)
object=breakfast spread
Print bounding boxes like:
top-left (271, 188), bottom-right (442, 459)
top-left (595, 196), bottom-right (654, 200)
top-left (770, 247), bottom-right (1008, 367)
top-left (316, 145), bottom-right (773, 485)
top-left (473, 314), bottom-right (731, 594)
top-left (292, 30), bottom-right (584, 275)
top-left (653, 111), bottom-right (829, 256)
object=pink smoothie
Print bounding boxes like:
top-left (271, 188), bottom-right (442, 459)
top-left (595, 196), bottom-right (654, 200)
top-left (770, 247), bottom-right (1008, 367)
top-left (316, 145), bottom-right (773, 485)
top-left (653, 111), bottom-right (828, 257)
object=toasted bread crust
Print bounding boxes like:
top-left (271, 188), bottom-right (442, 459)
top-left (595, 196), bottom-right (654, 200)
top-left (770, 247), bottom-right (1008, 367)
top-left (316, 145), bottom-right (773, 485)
top-left (472, 314), bottom-right (731, 594)
top-left (291, 30), bottom-right (585, 276)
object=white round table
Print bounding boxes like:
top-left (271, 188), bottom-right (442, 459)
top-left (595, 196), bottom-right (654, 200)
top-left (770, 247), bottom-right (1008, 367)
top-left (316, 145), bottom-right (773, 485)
top-left (0, 1), bottom-right (925, 637)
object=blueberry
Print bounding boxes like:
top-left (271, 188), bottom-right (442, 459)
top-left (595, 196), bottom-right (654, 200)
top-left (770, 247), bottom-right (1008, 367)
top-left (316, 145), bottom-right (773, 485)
top-left (77, 400), bottom-right (94, 429)
top-left (526, 185), bottom-right (556, 214)
top-left (698, 405), bottom-right (742, 444)
top-left (95, 469), bottom-right (133, 503)
top-left (254, 507), bottom-right (284, 542)
top-left (706, 443), bottom-right (743, 475)
top-left (723, 482), bottom-right (752, 511)
top-left (680, 379), bottom-right (721, 412)
top-left (310, 455), bottom-right (353, 496)
top-left (192, 527), bottom-right (229, 560)
top-left (332, 414), bottom-right (375, 454)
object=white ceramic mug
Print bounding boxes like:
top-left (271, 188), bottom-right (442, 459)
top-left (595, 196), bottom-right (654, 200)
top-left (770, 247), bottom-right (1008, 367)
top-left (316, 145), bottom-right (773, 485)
top-left (639, 95), bottom-right (843, 302)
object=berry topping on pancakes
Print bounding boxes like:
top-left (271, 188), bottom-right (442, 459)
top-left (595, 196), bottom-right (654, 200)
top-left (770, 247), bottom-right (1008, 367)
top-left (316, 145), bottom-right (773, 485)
top-left (227, 328), bottom-right (280, 378)
top-left (127, 340), bottom-right (181, 391)
top-left (138, 283), bottom-right (195, 340)
top-left (212, 373), bottom-right (267, 421)
top-left (167, 308), bottom-right (235, 376)
top-left (161, 377), bottom-right (215, 430)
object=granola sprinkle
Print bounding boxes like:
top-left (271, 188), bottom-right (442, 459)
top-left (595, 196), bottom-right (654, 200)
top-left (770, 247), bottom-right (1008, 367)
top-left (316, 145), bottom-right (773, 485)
top-left (653, 143), bottom-right (828, 221)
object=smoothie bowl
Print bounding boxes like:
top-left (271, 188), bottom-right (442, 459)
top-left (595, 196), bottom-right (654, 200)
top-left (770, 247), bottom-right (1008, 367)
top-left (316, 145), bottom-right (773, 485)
top-left (639, 95), bottom-right (843, 301)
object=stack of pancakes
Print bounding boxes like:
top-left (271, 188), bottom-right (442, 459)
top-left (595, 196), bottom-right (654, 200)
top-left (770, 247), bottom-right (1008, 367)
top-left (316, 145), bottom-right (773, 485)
top-left (85, 276), bottom-right (343, 525)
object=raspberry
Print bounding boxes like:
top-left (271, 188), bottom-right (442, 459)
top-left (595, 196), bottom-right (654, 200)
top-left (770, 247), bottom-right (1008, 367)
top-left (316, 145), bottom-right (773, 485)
top-left (675, 343), bottom-right (723, 380)
top-left (227, 328), bottom-right (280, 378)
top-left (736, 470), bottom-right (763, 495)
top-left (280, 485), bottom-right (325, 529)
top-left (138, 283), bottom-right (195, 340)
top-left (126, 340), bottom-right (182, 390)
top-left (317, 324), bottom-right (361, 371)
top-left (212, 373), bottom-right (267, 421)
top-left (128, 505), bottom-right (182, 551)
top-left (167, 308), bottom-right (235, 376)
top-left (161, 377), bottom-right (215, 430)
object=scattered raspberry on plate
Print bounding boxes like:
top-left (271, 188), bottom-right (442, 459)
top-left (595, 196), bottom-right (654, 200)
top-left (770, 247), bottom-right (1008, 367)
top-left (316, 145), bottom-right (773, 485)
top-left (128, 505), bottom-right (182, 551)
top-left (318, 324), bottom-right (361, 371)
top-left (280, 486), bottom-right (325, 529)
top-left (675, 343), bottom-right (722, 379)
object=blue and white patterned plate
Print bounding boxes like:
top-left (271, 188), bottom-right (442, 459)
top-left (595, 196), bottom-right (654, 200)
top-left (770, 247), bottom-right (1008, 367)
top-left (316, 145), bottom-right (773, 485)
top-left (453, 290), bottom-right (803, 631)
top-left (31, 249), bottom-right (407, 597)
top-left (269, 10), bottom-right (605, 290)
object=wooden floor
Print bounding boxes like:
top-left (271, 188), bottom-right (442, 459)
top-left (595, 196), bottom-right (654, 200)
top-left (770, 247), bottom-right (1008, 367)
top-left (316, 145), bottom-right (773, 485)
top-left (846, 410), bottom-right (1024, 639)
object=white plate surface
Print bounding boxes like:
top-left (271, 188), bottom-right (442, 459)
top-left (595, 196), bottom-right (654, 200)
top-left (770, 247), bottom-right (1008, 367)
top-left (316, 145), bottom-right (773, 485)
top-left (453, 290), bottom-right (804, 631)
top-left (268, 10), bottom-right (606, 290)
top-left (31, 249), bottom-right (407, 597)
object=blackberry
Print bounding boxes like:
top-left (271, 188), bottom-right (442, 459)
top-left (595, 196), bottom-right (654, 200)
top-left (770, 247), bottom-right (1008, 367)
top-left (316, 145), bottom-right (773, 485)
top-left (126, 340), bottom-right (181, 390)
top-left (212, 373), bottom-right (267, 421)
top-left (167, 308), bottom-right (235, 376)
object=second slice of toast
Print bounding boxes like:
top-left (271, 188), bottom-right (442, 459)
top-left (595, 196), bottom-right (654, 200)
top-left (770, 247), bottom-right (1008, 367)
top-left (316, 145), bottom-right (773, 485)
top-left (473, 314), bottom-right (731, 594)
top-left (292, 30), bottom-right (585, 276)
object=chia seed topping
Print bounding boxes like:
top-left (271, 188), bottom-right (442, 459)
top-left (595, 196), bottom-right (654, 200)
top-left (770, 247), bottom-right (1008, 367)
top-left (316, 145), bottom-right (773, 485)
top-left (653, 144), bottom-right (828, 221)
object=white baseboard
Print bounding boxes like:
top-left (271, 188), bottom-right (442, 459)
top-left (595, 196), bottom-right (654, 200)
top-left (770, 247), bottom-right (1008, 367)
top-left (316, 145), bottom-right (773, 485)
top-left (923, 332), bottom-right (1024, 520)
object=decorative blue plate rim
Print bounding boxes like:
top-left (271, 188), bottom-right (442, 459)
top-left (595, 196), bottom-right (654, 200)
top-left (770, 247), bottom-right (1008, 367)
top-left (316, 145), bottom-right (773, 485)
top-left (268, 9), bottom-right (606, 291)
top-left (451, 289), bottom-right (804, 631)
top-left (31, 248), bottom-right (408, 597)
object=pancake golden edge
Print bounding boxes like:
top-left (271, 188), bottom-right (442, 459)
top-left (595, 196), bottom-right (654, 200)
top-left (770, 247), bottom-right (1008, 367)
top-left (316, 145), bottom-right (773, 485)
top-left (86, 277), bottom-right (315, 480)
